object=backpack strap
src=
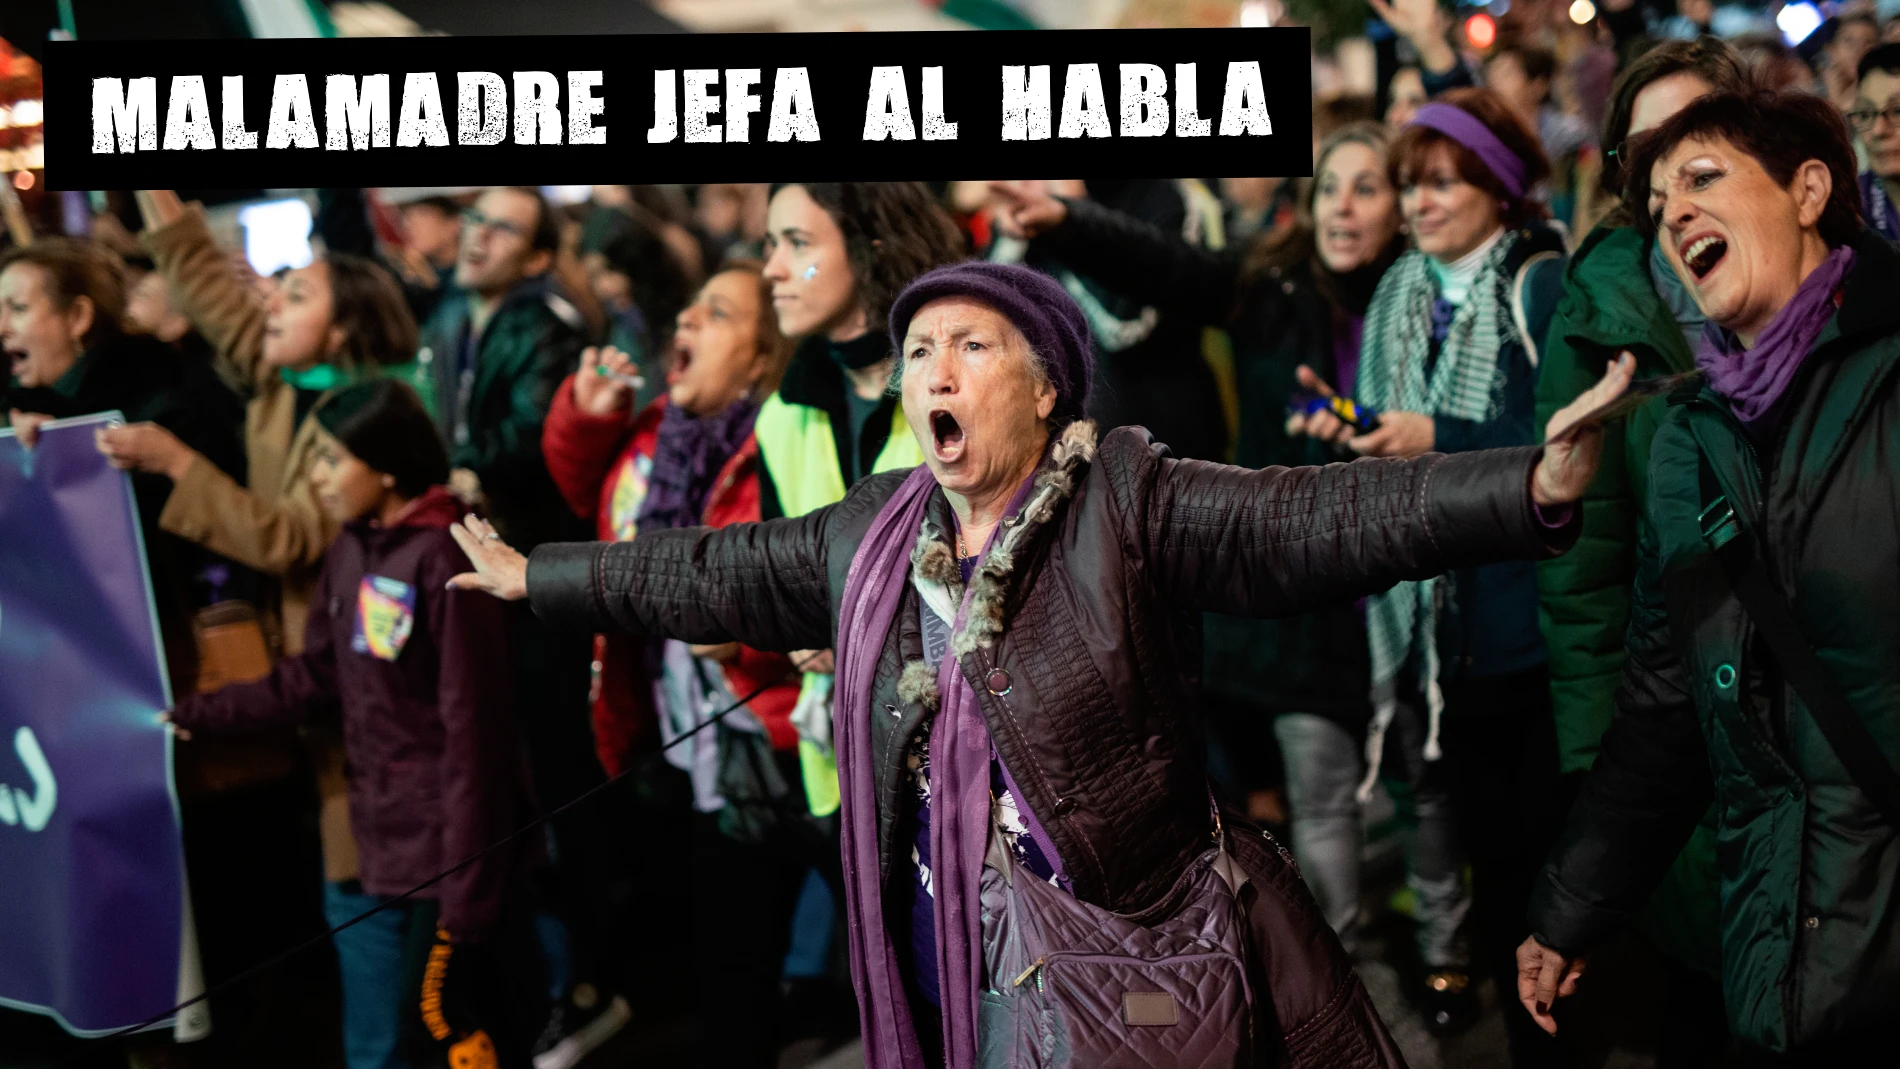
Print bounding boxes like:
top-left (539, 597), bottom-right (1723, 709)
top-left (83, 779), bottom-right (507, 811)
top-left (1690, 451), bottom-right (1900, 828)
top-left (1510, 250), bottom-right (1564, 370)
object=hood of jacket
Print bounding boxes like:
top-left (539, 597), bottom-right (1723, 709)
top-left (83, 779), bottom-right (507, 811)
top-left (1552, 222), bottom-right (1696, 374)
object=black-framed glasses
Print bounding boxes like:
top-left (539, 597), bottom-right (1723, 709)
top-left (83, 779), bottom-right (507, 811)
top-left (461, 209), bottom-right (526, 240)
top-left (1845, 104), bottom-right (1900, 133)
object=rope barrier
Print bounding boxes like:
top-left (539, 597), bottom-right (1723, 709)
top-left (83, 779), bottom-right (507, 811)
top-left (89, 648), bottom-right (826, 1045)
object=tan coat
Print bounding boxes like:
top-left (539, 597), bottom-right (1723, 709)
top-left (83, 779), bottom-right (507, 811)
top-left (143, 205), bottom-right (357, 880)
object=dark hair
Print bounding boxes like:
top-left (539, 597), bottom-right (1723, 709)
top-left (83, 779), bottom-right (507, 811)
top-left (322, 253), bottom-right (420, 372)
top-left (500, 186), bottom-right (561, 254)
top-left (1625, 88), bottom-right (1864, 248)
top-left (1599, 36), bottom-right (1748, 201)
top-left (1488, 41), bottom-right (1558, 86)
top-left (1861, 42), bottom-right (1900, 80)
top-left (1390, 87), bottom-right (1552, 227)
top-left (767, 183), bottom-right (966, 335)
top-left (0, 238), bottom-right (127, 348)
top-left (314, 379), bottom-right (450, 497)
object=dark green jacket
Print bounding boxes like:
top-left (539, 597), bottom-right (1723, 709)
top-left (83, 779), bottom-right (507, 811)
top-left (1531, 231), bottom-right (1900, 1052)
top-left (1534, 222), bottom-right (1721, 977)
top-left (418, 276), bottom-right (589, 551)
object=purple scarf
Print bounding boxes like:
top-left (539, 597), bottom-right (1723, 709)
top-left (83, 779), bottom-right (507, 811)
top-left (636, 397), bottom-right (760, 531)
top-left (835, 464), bottom-right (1040, 1069)
top-left (1697, 244), bottom-right (1855, 434)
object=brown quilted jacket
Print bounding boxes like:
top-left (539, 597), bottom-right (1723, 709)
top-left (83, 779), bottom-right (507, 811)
top-left (528, 425), bottom-right (1573, 1067)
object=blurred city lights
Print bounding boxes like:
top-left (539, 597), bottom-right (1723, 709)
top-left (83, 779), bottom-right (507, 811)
top-left (1777, 2), bottom-right (1824, 46)
top-left (1465, 12), bottom-right (1498, 49)
top-left (1569, 0), bottom-right (1597, 24)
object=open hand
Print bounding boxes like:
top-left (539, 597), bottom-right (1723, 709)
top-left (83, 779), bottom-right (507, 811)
top-left (1534, 352), bottom-right (1635, 506)
top-left (987, 181), bottom-right (1070, 239)
top-left (1515, 936), bottom-right (1587, 1035)
top-left (97, 422), bottom-right (196, 480)
top-left (1367, 0), bottom-right (1457, 73)
top-left (447, 515), bottom-right (529, 601)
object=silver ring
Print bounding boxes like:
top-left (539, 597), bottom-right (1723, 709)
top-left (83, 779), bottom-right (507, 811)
top-left (482, 531), bottom-right (499, 542)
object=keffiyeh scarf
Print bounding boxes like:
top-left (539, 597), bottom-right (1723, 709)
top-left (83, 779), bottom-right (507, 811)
top-left (1353, 233), bottom-right (1519, 797)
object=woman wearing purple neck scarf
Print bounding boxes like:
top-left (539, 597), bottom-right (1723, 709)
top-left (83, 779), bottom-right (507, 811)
top-left (450, 260), bottom-right (1630, 1069)
top-left (1524, 88), bottom-right (1900, 1064)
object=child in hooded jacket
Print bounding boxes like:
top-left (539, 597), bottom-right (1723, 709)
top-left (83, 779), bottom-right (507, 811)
top-left (167, 379), bottom-right (537, 1068)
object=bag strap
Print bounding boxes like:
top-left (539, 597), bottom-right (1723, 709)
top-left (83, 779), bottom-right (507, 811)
top-left (1694, 452), bottom-right (1900, 827)
top-left (1510, 250), bottom-right (1562, 370)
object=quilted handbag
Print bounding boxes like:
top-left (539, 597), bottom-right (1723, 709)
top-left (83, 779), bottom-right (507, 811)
top-left (977, 805), bottom-right (1254, 1068)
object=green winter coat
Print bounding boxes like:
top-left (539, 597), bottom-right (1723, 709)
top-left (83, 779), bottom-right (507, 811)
top-left (1531, 231), bottom-right (1900, 1053)
top-left (1534, 222), bottom-right (1722, 978)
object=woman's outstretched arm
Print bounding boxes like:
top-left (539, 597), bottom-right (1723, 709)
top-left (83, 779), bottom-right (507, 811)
top-left (1136, 356), bottom-right (1631, 617)
top-left (451, 509), bottom-right (836, 654)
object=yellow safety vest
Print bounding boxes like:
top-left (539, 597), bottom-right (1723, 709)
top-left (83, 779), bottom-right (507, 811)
top-left (754, 393), bottom-right (923, 817)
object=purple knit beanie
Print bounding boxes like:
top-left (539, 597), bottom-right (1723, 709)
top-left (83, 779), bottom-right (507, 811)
top-left (887, 261), bottom-right (1094, 426)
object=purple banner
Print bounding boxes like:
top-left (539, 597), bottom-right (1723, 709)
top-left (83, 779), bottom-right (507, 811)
top-left (0, 413), bottom-right (189, 1035)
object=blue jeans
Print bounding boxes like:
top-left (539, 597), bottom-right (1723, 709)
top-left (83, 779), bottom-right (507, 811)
top-left (324, 880), bottom-right (416, 1069)
top-left (1273, 712), bottom-right (1468, 967)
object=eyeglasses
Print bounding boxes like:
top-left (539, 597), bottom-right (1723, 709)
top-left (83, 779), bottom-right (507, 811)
top-left (461, 209), bottom-right (526, 240)
top-left (1845, 103), bottom-right (1900, 133)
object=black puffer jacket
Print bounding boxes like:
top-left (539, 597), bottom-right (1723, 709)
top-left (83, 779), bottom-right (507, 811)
top-left (529, 423), bottom-right (1571, 1066)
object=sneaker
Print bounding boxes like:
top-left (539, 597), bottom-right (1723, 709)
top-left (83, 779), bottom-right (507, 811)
top-left (1420, 970), bottom-right (1478, 1037)
top-left (531, 986), bottom-right (632, 1069)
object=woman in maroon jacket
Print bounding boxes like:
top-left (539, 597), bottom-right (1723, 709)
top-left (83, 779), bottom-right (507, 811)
top-left (167, 379), bottom-right (535, 1067)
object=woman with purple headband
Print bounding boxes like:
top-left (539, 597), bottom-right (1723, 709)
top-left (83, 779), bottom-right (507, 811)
top-left (1291, 86), bottom-right (1573, 1056)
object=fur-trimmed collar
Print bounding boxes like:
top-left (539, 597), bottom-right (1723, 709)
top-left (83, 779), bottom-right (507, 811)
top-left (899, 420), bottom-right (1099, 711)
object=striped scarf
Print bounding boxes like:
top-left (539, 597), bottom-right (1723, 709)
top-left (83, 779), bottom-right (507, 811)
top-left (1353, 234), bottom-right (1518, 797)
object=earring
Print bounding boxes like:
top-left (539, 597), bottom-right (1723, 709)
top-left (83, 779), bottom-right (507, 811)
top-left (381, 475), bottom-right (396, 488)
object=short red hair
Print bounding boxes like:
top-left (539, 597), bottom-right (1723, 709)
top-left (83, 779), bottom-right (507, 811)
top-left (1389, 87), bottom-right (1551, 226)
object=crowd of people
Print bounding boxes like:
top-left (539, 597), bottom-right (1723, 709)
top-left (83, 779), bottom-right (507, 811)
top-left (6, 5), bottom-right (1900, 1069)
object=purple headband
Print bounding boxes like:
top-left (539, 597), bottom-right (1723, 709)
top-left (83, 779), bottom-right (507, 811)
top-left (1409, 102), bottom-right (1528, 201)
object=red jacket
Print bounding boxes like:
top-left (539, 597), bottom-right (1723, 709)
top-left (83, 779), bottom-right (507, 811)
top-left (171, 487), bottom-right (529, 941)
top-left (541, 375), bottom-right (798, 776)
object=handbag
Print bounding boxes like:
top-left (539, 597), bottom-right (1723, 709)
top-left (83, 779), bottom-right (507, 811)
top-left (976, 799), bottom-right (1254, 1069)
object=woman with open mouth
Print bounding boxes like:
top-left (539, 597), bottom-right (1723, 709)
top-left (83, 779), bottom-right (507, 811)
top-left (1529, 37), bottom-right (1749, 1056)
top-left (539, 261), bottom-right (804, 1069)
top-left (1525, 87), bottom-right (1900, 1065)
top-left (448, 259), bottom-right (1630, 1069)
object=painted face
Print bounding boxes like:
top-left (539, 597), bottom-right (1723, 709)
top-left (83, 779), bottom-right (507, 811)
top-left (1313, 141), bottom-right (1401, 275)
top-left (263, 261), bottom-right (340, 370)
top-left (455, 188), bottom-right (546, 297)
top-left (0, 263), bottom-right (88, 389)
top-left (900, 297), bottom-right (1057, 505)
top-left (1628, 72), bottom-right (1713, 139)
top-left (1401, 143), bottom-right (1505, 263)
top-left (1648, 135), bottom-right (1829, 338)
top-left (1385, 68), bottom-right (1427, 129)
top-left (1852, 69), bottom-right (1900, 181)
top-left (309, 428), bottom-right (391, 524)
top-left (761, 185), bottom-right (861, 340)
top-left (669, 270), bottom-right (768, 417)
